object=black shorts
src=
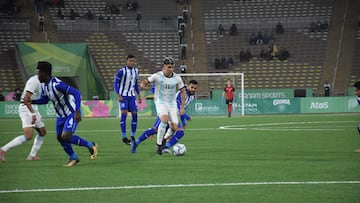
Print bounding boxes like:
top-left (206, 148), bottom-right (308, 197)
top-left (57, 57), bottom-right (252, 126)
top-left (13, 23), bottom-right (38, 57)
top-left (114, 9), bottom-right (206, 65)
top-left (226, 99), bottom-right (233, 104)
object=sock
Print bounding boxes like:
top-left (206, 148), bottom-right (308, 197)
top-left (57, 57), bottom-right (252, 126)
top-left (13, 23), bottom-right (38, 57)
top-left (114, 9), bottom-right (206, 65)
top-left (228, 104), bottom-right (232, 113)
top-left (131, 113), bottom-right (137, 137)
top-left (1, 135), bottom-right (27, 152)
top-left (59, 141), bottom-right (78, 160)
top-left (70, 135), bottom-right (93, 148)
top-left (120, 113), bottom-right (127, 138)
top-left (358, 126), bottom-right (360, 134)
top-left (136, 128), bottom-right (156, 145)
top-left (157, 122), bottom-right (167, 146)
top-left (165, 130), bottom-right (184, 148)
top-left (28, 134), bottom-right (45, 157)
top-left (164, 128), bottom-right (174, 140)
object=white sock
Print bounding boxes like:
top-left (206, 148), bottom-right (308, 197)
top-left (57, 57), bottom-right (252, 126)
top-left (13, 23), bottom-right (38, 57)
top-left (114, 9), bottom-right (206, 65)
top-left (164, 128), bottom-right (174, 140)
top-left (28, 134), bottom-right (45, 157)
top-left (1, 135), bottom-right (27, 152)
top-left (157, 122), bottom-right (167, 145)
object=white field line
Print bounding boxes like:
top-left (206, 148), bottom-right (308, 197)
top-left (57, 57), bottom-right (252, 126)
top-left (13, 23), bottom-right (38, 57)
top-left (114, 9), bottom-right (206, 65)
top-left (1, 181), bottom-right (360, 194)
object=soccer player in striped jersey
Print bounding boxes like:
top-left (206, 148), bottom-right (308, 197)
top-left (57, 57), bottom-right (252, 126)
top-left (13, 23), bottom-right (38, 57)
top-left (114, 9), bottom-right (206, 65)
top-left (139, 57), bottom-right (186, 155)
top-left (131, 79), bottom-right (198, 154)
top-left (0, 74), bottom-right (47, 162)
top-left (114, 55), bottom-right (141, 145)
top-left (353, 81), bottom-right (360, 153)
top-left (34, 61), bottom-right (98, 167)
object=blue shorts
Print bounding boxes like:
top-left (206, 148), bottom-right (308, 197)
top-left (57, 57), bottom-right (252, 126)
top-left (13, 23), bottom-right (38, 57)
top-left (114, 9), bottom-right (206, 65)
top-left (119, 96), bottom-right (137, 112)
top-left (56, 113), bottom-right (78, 135)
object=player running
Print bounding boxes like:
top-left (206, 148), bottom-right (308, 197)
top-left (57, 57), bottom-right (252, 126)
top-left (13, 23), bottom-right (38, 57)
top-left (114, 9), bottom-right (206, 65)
top-left (33, 61), bottom-right (98, 167)
top-left (222, 79), bottom-right (235, 117)
top-left (113, 55), bottom-right (141, 145)
top-left (353, 81), bottom-right (360, 153)
top-left (0, 73), bottom-right (47, 162)
top-left (139, 57), bottom-right (186, 155)
top-left (131, 80), bottom-right (198, 154)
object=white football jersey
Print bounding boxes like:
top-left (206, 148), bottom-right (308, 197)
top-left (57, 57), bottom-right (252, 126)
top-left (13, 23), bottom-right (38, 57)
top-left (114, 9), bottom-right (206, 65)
top-left (21, 75), bottom-right (43, 102)
top-left (147, 71), bottom-right (184, 107)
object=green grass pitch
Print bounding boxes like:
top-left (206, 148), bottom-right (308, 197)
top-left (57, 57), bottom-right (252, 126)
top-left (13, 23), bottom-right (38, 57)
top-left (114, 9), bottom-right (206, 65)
top-left (0, 114), bottom-right (360, 203)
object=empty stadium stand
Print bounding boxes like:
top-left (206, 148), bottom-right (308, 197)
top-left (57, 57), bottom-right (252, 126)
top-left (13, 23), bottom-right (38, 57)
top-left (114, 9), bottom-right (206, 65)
top-left (350, 29), bottom-right (360, 85)
top-left (0, 19), bottom-right (31, 91)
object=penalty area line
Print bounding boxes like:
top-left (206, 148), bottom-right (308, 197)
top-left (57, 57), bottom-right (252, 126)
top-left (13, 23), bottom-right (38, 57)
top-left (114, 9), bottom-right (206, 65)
top-left (1, 181), bottom-right (360, 194)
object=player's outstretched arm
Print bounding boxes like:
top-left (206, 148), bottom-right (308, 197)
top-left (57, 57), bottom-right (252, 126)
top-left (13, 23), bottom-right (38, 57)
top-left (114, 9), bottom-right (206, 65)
top-left (179, 87), bottom-right (186, 115)
top-left (140, 79), bottom-right (149, 89)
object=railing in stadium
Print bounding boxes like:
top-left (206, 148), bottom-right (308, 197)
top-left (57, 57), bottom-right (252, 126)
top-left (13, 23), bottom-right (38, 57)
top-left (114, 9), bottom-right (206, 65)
top-left (204, 16), bottom-right (331, 30)
top-left (56, 19), bottom-right (178, 32)
top-left (0, 19), bottom-right (30, 31)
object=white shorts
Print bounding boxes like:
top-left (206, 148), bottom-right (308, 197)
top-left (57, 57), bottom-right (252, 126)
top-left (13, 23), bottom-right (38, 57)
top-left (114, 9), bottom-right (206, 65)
top-left (155, 103), bottom-right (178, 124)
top-left (18, 104), bottom-right (45, 129)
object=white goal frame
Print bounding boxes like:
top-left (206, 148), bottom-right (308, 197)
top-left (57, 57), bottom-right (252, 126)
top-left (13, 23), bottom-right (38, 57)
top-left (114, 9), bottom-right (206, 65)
top-left (139, 72), bottom-right (245, 116)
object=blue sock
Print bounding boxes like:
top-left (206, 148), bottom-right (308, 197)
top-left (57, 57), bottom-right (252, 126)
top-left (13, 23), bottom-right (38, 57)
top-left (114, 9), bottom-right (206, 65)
top-left (135, 128), bottom-right (156, 145)
top-left (59, 141), bottom-right (78, 160)
top-left (131, 113), bottom-right (137, 137)
top-left (357, 126), bottom-right (360, 134)
top-left (120, 113), bottom-right (127, 138)
top-left (165, 130), bottom-right (184, 148)
top-left (70, 135), bottom-right (93, 148)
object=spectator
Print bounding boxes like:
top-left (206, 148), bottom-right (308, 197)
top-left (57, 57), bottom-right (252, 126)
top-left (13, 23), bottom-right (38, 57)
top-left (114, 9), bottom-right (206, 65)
top-left (230, 24), bottom-right (237, 36)
top-left (220, 56), bottom-right (227, 69)
top-left (182, 7), bottom-right (189, 23)
top-left (136, 11), bottom-right (142, 30)
top-left (227, 57), bottom-right (234, 69)
top-left (179, 22), bottom-right (186, 35)
top-left (239, 49), bottom-right (246, 62)
top-left (275, 22), bottom-right (284, 34)
top-left (214, 58), bottom-right (221, 69)
top-left (178, 15), bottom-right (184, 29)
top-left (126, 0), bottom-right (133, 11)
top-left (256, 32), bottom-right (263, 44)
top-left (180, 44), bottom-right (187, 59)
top-left (13, 88), bottom-right (21, 101)
top-left (0, 91), bottom-right (5, 101)
top-left (180, 61), bottom-right (187, 74)
top-left (321, 21), bottom-right (329, 32)
top-left (132, 0), bottom-right (138, 11)
top-left (245, 49), bottom-right (252, 62)
top-left (270, 44), bottom-right (278, 58)
top-left (310, 21), bottom-right (316, 32)
top-left (269, 33), bottom-right (275, 44)
top-left (278, 47), bottom-right (290, 61)
top-left (249, 32), bottom-right (256, 45)
top-left (86, 10), bottom-right (94, 20)
top-left (218, 24), bottom-right (225, 35)
top-left (316, 20), bottom-right (322, 32)
top-left (178, 29), bottom-right (184, 44)
top-left (38, 13), bottom-right (45, 32)
top-left (324, 81), bottom-right (331, 96)
top-left (262, 33), bottom-right (270, 44)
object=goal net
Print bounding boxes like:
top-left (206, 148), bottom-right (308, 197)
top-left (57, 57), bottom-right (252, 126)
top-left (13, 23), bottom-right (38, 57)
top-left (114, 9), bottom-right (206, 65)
top-left (138, 72), bottom-right (245, 116)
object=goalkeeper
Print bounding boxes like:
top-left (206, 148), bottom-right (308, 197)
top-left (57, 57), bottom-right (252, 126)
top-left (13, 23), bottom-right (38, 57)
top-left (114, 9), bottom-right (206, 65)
top-left (131, 80), bottom-right (198, 153)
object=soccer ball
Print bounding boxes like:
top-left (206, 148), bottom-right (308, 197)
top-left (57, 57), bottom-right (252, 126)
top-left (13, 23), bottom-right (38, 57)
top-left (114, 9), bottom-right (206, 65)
top-left (172, 143), bottom-right (186, 156)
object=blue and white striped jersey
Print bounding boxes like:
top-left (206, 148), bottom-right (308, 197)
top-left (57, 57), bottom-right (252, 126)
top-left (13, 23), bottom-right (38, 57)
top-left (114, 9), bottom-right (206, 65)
top-left (43, 77), bottom-right (81, 118)
top-left (114, 66), bottom-right (139, 97)
top-left (176, 87), bottom-right (194, 110)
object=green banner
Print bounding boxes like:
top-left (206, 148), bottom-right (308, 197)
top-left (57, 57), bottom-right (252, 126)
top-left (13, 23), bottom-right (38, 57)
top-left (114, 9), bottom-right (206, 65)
top-left (300, 97), bottom-right (360, 113)
top-left (18, 42), bottom-right (86, 77)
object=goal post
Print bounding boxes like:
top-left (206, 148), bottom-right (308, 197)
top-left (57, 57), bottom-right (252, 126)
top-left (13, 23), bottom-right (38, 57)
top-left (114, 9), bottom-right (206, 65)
top-left (139, 72), bottom-right (245, 116)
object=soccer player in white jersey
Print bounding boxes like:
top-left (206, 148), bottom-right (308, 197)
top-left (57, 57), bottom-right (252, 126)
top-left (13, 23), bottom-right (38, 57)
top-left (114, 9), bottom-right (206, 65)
top-left (131, 80), bottom-right (198, 154)
top-left (114, 55), bottom-right (141, 145)
top-left (140, 57), bottom-right (186, 155)
top-left (34, 61), bottom-right (98, 167)
top-left (353, 81), bottom-right (360, 153)
top-left (0, 74), bottom-right (47, 162)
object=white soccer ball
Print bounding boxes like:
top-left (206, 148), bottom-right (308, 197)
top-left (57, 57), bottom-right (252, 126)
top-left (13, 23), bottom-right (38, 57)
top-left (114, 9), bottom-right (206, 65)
top-left (173, 143), bottom-right (186, 156)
